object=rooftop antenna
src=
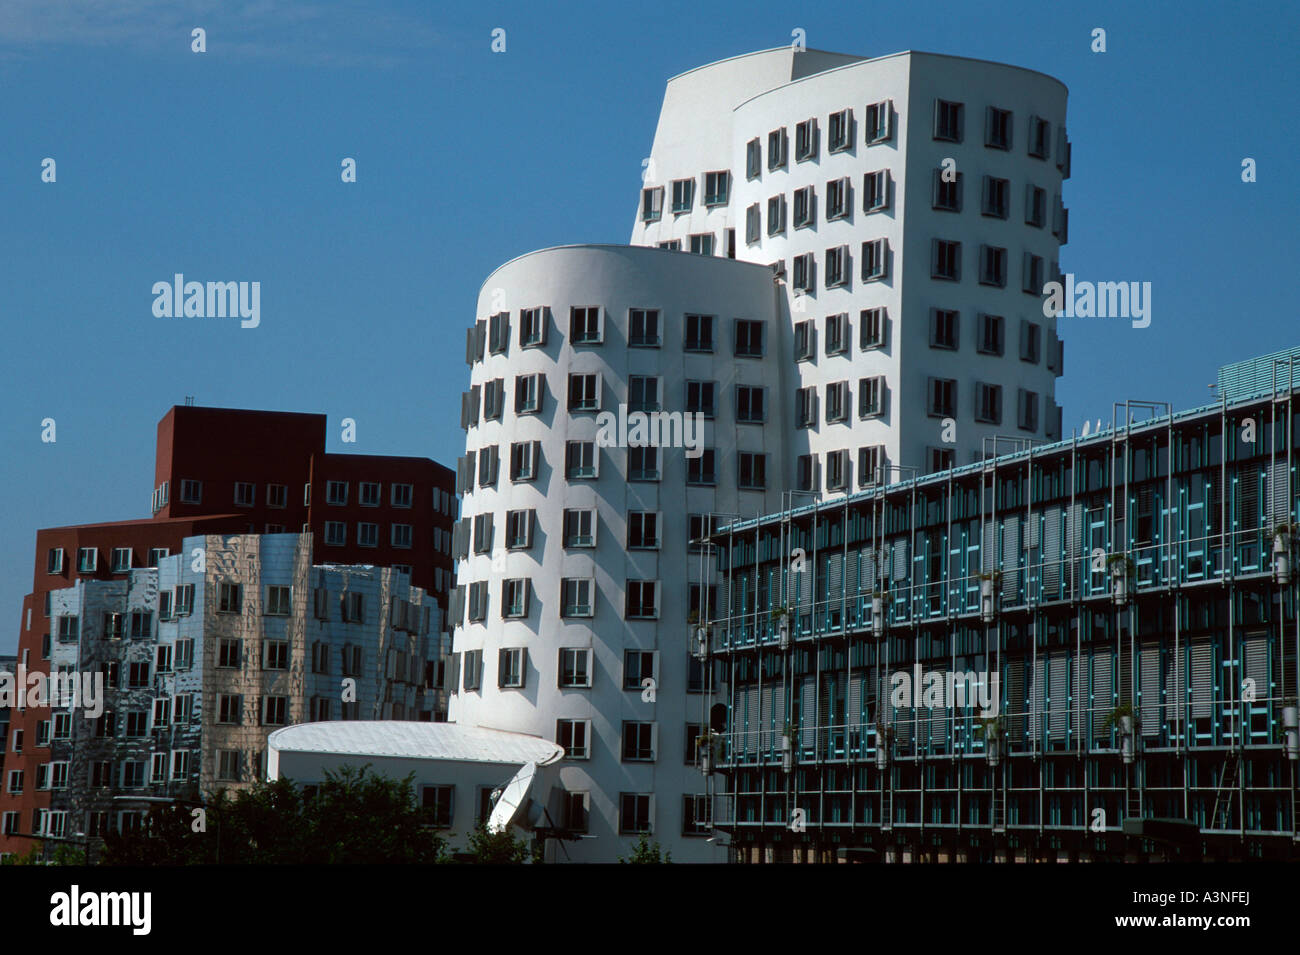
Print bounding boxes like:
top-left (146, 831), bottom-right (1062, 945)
top-left (184, 396), bottom-right (195, 406)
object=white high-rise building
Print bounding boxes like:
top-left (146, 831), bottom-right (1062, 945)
top-left (450, 48), bottom-right (1071, 862)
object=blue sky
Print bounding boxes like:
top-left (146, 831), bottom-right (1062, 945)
top-left (1, 0), bottom-right (1297, 652)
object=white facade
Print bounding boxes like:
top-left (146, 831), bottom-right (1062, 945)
top-left (633, 48), bottom-right (1069, 480)
top-left (454, 245), bottom-right (787, 861)
top-left (451, 48), bottom-right (1071, 862)
top-left (268, 721), bottom-right (563, 855)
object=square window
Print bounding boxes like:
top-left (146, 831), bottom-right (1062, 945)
top-left (557, 719), bottom-right (590, 759)
top-left (501, 580), bottom-right (530, 619)
top-left (266, 484), bottom-right (288, 508)
top-left (217, 582), bottom-right (243, 614)
top-left (686, 379), bottom-right (716, 418)
top-left (976, 383), bottom-right (1003, 424)
top-left (570, 306), bottom-right (601, 343)
top-left (978, 314), bottom-right (1005, 355)
top-left (703, 170), bottom-right (730, 206)
top-left (861, 239), bottom-right (888, 281)
top-left (825, 381), bottom-right (848, 423)
top-left (865, 100), bottom-right (892, 142)
top-left (671, 177), bottom-right (695, 214)
top-left (766, 127), bottom-right (787, 170)
top-left (325, 521), bottom-right (346, 546)
top-left (488, 311), bottom-right (510, 354)
top-left (1029, 115), bottom-right (1051, 159)
top-left (563, 508), bottom-right (596, 548)
top-left (859, 307), bottom-right (887, 349)
top-left (686, 450), bottom-right (716, 486)
top-left (738, 452), bottom-right (767, 490)
top-left (979, 245), bottom-right (1007, 287)
top-left (791, 187), bottom-right (813, 229)
top-left (828, 107), bottom-right (853, 151)
top-left (928, 378), bottom-right (957, 418)
top-left (930, 309), bottom-right (960, 349)
top-left (688, 233), bottom-right (714, 256)
top-left (826, 177), bottom-right (850, 220)
top-left (792, 253), bottom-right (814, 292)
top-left (47, 548), bottom-right (65, 574)
top-left (858, 376), bottom-right (885, 418)
top-left (561, 578), bottom-right (594, 617)
top-left (986, 106), bottom-right (1013, 150)
top-left (619, 793), bottom-right (653, 834)
top-left (932, 239), bottom-right (961, 281)
top-left (629, 309), bottom-right (660, 347)
top-left (514, 373), bottom-right (544, 414)
top-left (734, 320), bottom-right (764, 358)
top-left (558, 648), bottom-right (592, 688)
top-left (519, 307), bottom-right (547, 347)
top-left (179, 479), bottom-right (202, 504)
top-left (981, 175), bottom-right (1009, 219)
top-left (498, 647), bottom-right (526, 686)
top-left (684, 314), bottom-right (714, 352)
top-left (77, 547), bottom-right (98, 573)
top-left (628, 446), bottom-right (660, 482)
top-left (234, 482), bottom-right (255, 507)
top-left (825, 449), bottom-right (849, 491)
top-left (933, 169), bottom-right (962, 211)
top-left (326, 481), bottom-right (348, 505)
top-left (796, 386), bottom-right (818, 428)
top-left (641, 187), bottom-right (663, 223)
top-left (934, 99), bottom-right (964, 142)
top-left (565, 441), bottom-right (597, 480)
top-left (824, 245), bottom-right (849, 288)
top-left (510, 440), bottom-right (540, 482)
top-left (736, 385), bottom-right (765, 423)
top-left (795, 118), bottom-right (818, 160)
top-left (621, 721), bottom-right (656, 761)
top-left (863, 169), bottom-right (889, 212)
top-left (265, 585), bottom-right (291, 616)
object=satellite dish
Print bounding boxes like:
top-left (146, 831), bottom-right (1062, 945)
top-left (1081, 420), bottom-right (1091, 436)
top-left (487, 761), bottom-right (538, 833)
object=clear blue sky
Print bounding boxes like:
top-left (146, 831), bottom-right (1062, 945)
top-left (1, 0), bottom-right (1297, 652)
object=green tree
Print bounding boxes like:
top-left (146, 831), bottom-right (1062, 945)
top-left (618, 833), bottom-right (672, 864)
top-left (464, 820), bottom-right (530, 864)
top-left (101, 764), bottom-right (447, 865)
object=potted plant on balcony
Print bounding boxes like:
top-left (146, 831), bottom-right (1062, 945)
top-left (696, 730), bottom-right (718, 774)
top-left (977, 570), bottom-right (1002, 623)
top-left (687, 610), bottom-right (710, 659)
top-left (771, 605), bottom-right (792, 649)
top-left (1104, 703), bottom-right (1138, 763)
top-left (1271, 522), bottom-right (1296, 585)
top-left (874, 721), bottom-right (894, 769)
top-left (870, 589), bottom-right (888, 637)
top-left (780, 722), bottom-right (798, 773)
top-left (1106, 554), bottom-right (1135, 605)
top-left (975, 715), bottom-right (1005, 765)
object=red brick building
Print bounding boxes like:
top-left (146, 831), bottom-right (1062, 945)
top-left (0, 406), bottom-right (455, 856)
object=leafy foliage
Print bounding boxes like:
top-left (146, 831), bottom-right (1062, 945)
top-left (618, 833), bottom-right (672, 864)
top-left (101, 765), bottom-right (448, 865)
top-left (464, 821), bottom-right (530, 864)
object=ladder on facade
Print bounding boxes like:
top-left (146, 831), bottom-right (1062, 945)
top-left (1210, 755), bottom-right (1240, 831)
top-left (1126, 785), bottom-right (1143, 822)
top-left (881, 787), bottom-right (894, 831)
top-left (992, 786), bottom-right (1007, 833)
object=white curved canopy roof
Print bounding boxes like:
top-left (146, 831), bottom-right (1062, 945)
top-left (268, 721), bottom-right (563, 766)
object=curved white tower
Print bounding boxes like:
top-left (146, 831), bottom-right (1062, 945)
top-left (450, 48), bottom-right (1071, 862)
top-left (452, 245), bottom-right (786, 861)
top-left (633, 49), bottom-right (1070, 486)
